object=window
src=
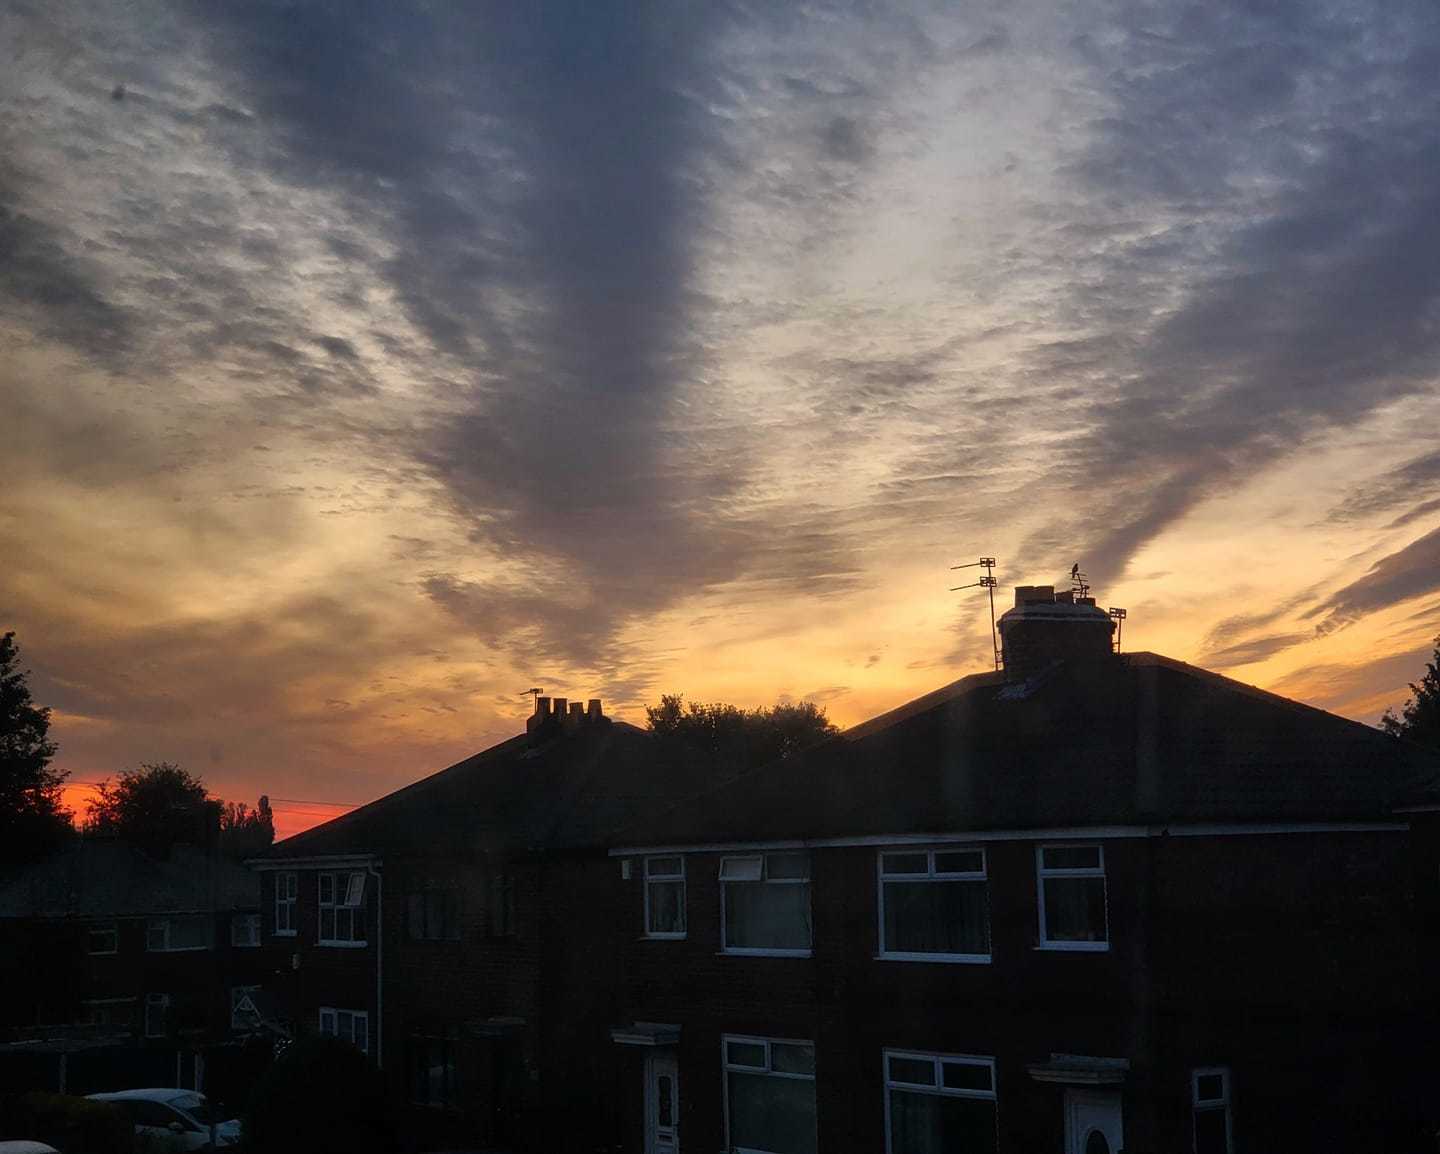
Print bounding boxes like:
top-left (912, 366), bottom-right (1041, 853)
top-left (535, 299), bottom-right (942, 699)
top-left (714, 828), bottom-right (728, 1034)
top-left (1192, 1067), bottom-right (1232, 1154)
top-left (144, 993), bottom-right (170, 1038)
top-left (146, 916), bottom-right (211, 952)
top-left (721, 853), bottom-right (811, 954)
top-left (489, 871), bottom-right (516, 938)
top-left (879, 849), bottom-right (990, 961)
top-left (275, 871), bottom-right (297, 936)
top-left (231, 912), bottom-right (261, 947)
top-left (645, 855), bottom-right (686, 938)
top-left (319, 872), bottom-right (367, 945)
top-left (884, 1050), bottom-right (997, 1154)
top-left (410, 1031), bottom-right (459, 1106)
top-left (1037, 844), bottom-right (1108, 949)
top-left (88, 923), bottom-right (118, 955)
top-left (723, 1035), bottom-right (816, 1154)
top-left (319, 1006), bottom-right (369, 1053)
top-left (407, 884), bottom-right (461, 941)
top-left (231, 985), bottom-right (262, 1031)
top-left (80, 997), bottom-right (135, 1028)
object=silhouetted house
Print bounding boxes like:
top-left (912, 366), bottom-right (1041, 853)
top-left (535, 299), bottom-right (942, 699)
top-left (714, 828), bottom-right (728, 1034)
top-left (0, 839), bottom-right (266, 1094)
top-left (250, 698), bottom-right (715, 1152)
top-left (606, 586), bottom-right (1440, 1154)
top-left (262, 586), bottom-right (1440, 1154)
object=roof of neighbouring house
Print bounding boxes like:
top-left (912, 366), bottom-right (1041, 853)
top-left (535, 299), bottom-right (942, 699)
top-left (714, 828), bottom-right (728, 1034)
top-left (261, 716), bottom-right (722, 860)
top-left (0, 840), bottom-right (259, 919)
top-left (611, 652), bottom-right (1440, 847)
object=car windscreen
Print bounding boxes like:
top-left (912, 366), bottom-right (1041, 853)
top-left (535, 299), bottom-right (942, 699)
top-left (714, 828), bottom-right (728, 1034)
top-left (171, 1095), bottom-right (217, 1124)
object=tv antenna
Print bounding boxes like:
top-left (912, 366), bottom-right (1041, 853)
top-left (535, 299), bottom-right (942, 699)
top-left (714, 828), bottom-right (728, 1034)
top-left (1069, 562), bottom-right (1090, 600)
top-left (950, 556), bottom-right (1000, 671)
top-left (522, 687), bottom-right (544, 704)
top-left (1108, 607), bottom-right (1127, 652)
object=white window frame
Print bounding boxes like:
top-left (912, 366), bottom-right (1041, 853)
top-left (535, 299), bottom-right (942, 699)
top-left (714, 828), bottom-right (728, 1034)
top-left (720, 852), bottom-right (813, 957)
top-left (230, 912), bottom-right (261, 948)
top-left (877, 847), bottom-right (991, 964)
top-left (319, 1006), bottom-right (370, 1053)
top-left (318, 871), bottom-right (367, 947)
top-left (883, 1048), bottom-right (998, 1154)
top-left (144, 993), bottom-right (170, 1039)
top-left (146, 915), bottom-right (211, 953)
top-left (275, 871), bottom-right (297, 937)
top-left (1192, 1066), bottom-right (1233, 1154)
top-left (643, 855), bottom-right (687, 939)
top-left (721, 1033), bottom-right (817, 1154)
top-left (87, 922), bottom-right (118, 955)
top-left (1036, 843), bottom-right (1109, 951)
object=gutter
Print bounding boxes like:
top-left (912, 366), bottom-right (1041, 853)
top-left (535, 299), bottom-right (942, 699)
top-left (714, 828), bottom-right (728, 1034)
top-left (367, 861), bottom-right (383, 1070)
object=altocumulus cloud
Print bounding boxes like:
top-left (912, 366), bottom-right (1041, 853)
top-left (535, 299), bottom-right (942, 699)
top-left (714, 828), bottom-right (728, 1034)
top-left (5, 0), bottom-right (1440, 803)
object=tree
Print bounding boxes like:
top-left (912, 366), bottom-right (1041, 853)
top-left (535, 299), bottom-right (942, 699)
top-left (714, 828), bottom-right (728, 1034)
top-left (1381, 635), bottom-right (1440, 753)
top-left (85, 762), bottom-right (215, 853)
top-left (219, 795), bottom-right (275, 859)
top-left (645, 693), bottom-right (838, 772)
top-left (0, 631), bottom-right (71, 868)
top-left (85, 762), bottom-right (274, 858)
top-left (242, 1035), bottom-right (392, 1154)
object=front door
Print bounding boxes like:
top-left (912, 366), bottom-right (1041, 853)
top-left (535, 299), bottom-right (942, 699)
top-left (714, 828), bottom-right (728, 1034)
top-left (1065, 1089), bottom-right (1123, 1154)
top-left (645, 1051), bottom-right (679, 1154)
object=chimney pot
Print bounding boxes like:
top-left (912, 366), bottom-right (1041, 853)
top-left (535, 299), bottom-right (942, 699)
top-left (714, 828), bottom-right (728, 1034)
top-left (998, 582), bottom-right (1115, 681)
top-left (552, 697), bottom-right (568, 721)
top-left (568, 701), bottom-right (585, 725)
top-left (526, 696), bottom-right (552, 733)
top-left (587, 698), bottom-right (603, 720)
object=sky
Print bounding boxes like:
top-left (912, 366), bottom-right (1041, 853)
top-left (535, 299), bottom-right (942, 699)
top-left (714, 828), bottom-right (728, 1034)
top-left (4, 0), bottom-right (1440, 839)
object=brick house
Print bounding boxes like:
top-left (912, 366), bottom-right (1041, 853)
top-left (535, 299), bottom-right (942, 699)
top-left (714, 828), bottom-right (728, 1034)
top-left (605, 586), bottom-right (1440, 1154)
top-left (251, 699), bottom-right (720, 1152)
top-left (0, 839), bottom-right (268, 1094)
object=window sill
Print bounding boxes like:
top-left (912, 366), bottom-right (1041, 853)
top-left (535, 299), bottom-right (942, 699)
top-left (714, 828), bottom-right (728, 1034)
top-left (317, 940), bottom-right (369, 949)
top-left (88, 951), bottom-right (118, 957)
top-left (1034, 941), bottom-right (1109, 952)
top-left (876, 952), bottom-right (991, 964)
top-left (274, 930), bottom-right (297, 938)
top-left (146, 946), bottom-right (210, 953)
top-left (642, 933), bottom-right (687, 941)
top-left (719, 948), bottom-right (813, 958)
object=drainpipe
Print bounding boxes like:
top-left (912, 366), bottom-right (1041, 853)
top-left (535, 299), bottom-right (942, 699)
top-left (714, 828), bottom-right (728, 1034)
top-left (367, 861), bottom-right (383, 1069)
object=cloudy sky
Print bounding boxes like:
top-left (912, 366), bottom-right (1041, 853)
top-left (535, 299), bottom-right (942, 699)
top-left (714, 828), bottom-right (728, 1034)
top-left (5, 0), bottom-right (1440, 836)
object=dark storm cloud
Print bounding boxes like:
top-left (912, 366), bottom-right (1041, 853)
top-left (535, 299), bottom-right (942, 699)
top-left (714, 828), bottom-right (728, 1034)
top-left (1023, 0), bottom-right (1440, 587)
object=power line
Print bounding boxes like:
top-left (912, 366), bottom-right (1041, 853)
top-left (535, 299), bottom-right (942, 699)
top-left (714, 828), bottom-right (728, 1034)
top-left (61, 780), bottom-right (359, 809)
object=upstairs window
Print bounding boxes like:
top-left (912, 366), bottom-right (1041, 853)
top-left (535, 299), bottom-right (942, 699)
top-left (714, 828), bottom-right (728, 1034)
top-left (723, 1035), bottom-right (816, 1154)
top-left (721, 852), bottom-right (811, 955)
top-left (275, 871), bottom-right (297, 936)
top-left (231, 913), bottom-right (261, 948)
top-left (319, 1006), bottom-right (369, 1053)
top-left (88, 923), bottom-right (118, 955)
top-left (1193, 1067), bottom-right (1232, 1154)
top-left (319, 872), bottom-right (367, 945)
top-left (408, 883), bottom-right (462, 941)
top-left (884, 1050), bottom-right (998, 1154)
top-left (879, 848), bottom-right (990, 962)
top-left (146, 916), bottom-right (211, 952)
top-left (645, 855), bottom-right (686, 938)
top-left (1037, 844), bottom-right (1108, 949)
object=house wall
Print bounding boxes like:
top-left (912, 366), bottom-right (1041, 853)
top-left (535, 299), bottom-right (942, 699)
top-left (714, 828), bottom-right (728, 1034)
top-left (608, 829), bottom-right (1425, 1154)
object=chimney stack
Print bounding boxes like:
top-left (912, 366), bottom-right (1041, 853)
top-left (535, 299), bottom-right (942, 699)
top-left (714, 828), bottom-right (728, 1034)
top-left (525, 694), bottom-right (605, 733)
top-left (997, 584), bottom-right (1115, 681)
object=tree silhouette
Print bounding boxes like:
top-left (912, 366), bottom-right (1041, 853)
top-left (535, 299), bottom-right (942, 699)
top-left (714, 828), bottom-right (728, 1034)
top-left (0, 632), bottom-right (71, 869)
top-left (646, 694), bottom-right (838, 772)
top-left (1381, 635), bottom-right (1440, 753)
top-left (86, 762), bottom-right (274, 858)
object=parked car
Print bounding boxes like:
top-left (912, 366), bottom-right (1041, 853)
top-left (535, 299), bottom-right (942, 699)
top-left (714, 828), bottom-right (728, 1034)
top-left (85, 1090), bottom-right (239, 1150)
top-left (0, 1143), bottom-right (62, 1154)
